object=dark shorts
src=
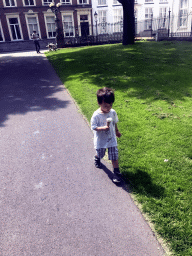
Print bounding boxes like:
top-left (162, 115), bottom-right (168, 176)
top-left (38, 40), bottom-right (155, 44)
top-left (96, 146), bottom-right (118, 161)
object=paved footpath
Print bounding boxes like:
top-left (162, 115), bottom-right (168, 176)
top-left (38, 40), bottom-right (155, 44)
top-left (0, 51), bottom-right (166, 256)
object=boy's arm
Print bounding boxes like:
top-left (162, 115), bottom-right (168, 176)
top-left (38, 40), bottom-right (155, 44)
top-left (95, 126), bottom-right (109, 132)
top-left (91, 113), bottom-right (109, 132)
top-left (115, 124), bottom-right (122, 137)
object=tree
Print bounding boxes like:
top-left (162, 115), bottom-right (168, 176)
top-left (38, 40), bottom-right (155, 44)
top-left (118, 0), bottom-right (135, 45)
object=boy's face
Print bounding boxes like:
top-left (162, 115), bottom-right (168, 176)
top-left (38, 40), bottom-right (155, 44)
top-left (99, 101), bottom-right (113, 113)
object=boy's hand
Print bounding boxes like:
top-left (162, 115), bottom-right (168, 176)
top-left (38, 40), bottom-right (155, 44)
top-left (102, 126), bottom-right (110, 131)
top-left (116, 130), bottom-right (122, 138)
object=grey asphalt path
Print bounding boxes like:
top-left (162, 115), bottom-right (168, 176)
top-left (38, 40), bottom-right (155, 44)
top-left (0, 51), bottom-right (165, 256)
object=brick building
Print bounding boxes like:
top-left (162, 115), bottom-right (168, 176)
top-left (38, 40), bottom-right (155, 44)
top-left (0, 0), bottom-right (92, 51)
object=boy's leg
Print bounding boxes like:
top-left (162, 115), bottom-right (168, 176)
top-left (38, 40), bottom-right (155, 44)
top-left (112, 160), bottom-right (122, 183)
top-left (112, 159), bottom-right (119, 168)
top-left (108, 147), bottom-right (122, 183)
top-left (94, 148), bottom-right (106, 168)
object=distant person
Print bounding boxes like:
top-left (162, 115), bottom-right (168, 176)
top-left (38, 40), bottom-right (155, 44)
top-left (91, 87), bottom-right (122, 183)
top-left (31, 30), bottom-right (40, 53)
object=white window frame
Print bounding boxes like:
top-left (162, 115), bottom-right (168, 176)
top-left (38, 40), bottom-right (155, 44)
top-left (77, 0), bottom-right (89, 4)
top-left (22, 0), bottom-right (36, 6)
top-left (44, 14), bottom-right (56, 38)
top-left (6, 14), bottom-right (23, 41)
top-left (62, 12), bottom-right (75, 37)
top-left (113, 0), bottom-right (120, 4)
top-left (0, 21), bottom-right (5, 42)
top-left (145, 8), bottom-right (153, 19)
top-left (113, 8), bottom-right (123, 32)
top-left (98, 10), bottom-right (107, 24)
top-left (113, 8), bottom-right (123, 23)
top-left (42, 0), bottom-right (53, 6)
top-left (98, 0), bottom-right (107, 5)
top-left (159, 7), bottom-right (167, 28)
top-left (159, 7), bottom-right (167, 17)
top-left (179, 0), bottom-right (188, 27)
top-left (98, 10), bottom-right (107, 33)
top-left (60, 0), bottom-right (72, 4)
top-left (145, 8), bottom-right (153, 30)
top-left (3, 0), bottom-right (17, 7)
top-left (25, 14), bottom-right (41, 39)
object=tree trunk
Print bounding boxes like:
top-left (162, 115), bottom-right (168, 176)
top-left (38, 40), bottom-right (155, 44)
top-left (118, 0), bottom-right (135, 45)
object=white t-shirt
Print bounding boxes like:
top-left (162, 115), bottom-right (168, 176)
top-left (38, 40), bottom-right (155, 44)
top-left (31, 33), bottom-right (39, 41)
top-left (91, 108), bottom-right (118, 149)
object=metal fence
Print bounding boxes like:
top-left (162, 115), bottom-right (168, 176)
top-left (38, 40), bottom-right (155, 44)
top-left (136, 13), bottom-right (192, 40)
top-left (52, 13), bottom-right (192, 47)
top-left (58, 21), bottom-right (123, 46)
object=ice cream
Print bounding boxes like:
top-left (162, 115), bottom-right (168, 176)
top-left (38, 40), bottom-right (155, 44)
top-left (106, 117), bottom-right (113, 127)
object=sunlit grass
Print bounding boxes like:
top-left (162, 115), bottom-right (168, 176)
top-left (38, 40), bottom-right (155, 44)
top-left (46, 41), bottom-right (192, 255)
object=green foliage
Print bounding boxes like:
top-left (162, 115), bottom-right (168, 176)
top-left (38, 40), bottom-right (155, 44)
top-left (46, 41), bottom-right (192, 255)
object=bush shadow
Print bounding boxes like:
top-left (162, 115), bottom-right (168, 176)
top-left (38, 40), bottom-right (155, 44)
top-left (122, 168), bottom-right (165, 199)
top-left (100, 162), bottom-right (164, 198)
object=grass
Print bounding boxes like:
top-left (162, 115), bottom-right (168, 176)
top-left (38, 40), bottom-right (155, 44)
top-left (46, 41), bottom-right (192, 255)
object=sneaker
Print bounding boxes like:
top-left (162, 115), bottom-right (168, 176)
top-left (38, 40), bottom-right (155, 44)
top-left (94, 156), bottom-right (101, 168)
top-left (113, 173), bottom-right (121, 183)
top-left (113, 168), bottom-right (122, 183)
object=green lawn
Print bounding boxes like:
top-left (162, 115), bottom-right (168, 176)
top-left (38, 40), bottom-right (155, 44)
top-left (46, 41), bottom-right (192, 255)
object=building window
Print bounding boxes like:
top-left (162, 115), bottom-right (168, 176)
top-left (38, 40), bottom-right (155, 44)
top-left (159, 7), bottom-right (167, 18)
top-left (145, 8), bottom-right (153, 30)
top-left (0, 22), bottom-right (4, 41)
top-left (98, 10), bottom-right (107, 33)
top-left (27, 16), bottom-right (39, 38)
top-left (4, 0), bottom-right (16, 7)
top-left (145, 8), bottom-right (153, 19)
top-left (98, 0), bottom-right (106, 5)
top-left (45, 16), bottom-right (56, 38)
top-left (114, 9), bottom-right (123, 23)
top-left (61, 0), bottom-right (71, 4)
top-left (113, 9), bottom-right (123, 32)
top-left (179, 0), bottom-right (188, 27)
top-left (78, 0), bottom-right (88, 4)
top-left (43, 0), bottom-right (52, 5)
top-left (159, 7), bottom-right (167, 28)
top-left (63, 15), bottom-right (74, 37)
top-left (113, 0), bottom-right (119, 4)
top-left (98, 10), bottom-right (107, 23)
top-left (8, 17), bottom-right (22, 40)
top-left (24, 0), bottom-right (35, 6)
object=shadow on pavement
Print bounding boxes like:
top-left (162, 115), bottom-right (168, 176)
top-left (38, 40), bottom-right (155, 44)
top-left (0, 52), bottom-right (70, 127)
top-left (100, 163), bottom-right (129, 189)
top-left (101, 163), bottom-right (165, 196)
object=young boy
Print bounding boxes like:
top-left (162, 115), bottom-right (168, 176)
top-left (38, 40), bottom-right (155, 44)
top-left (91, 87), bottom-right (122, 183)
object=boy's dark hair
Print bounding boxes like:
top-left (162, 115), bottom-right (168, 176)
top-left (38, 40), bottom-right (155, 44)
top-left (97, 87), bottom-right (115, 104)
